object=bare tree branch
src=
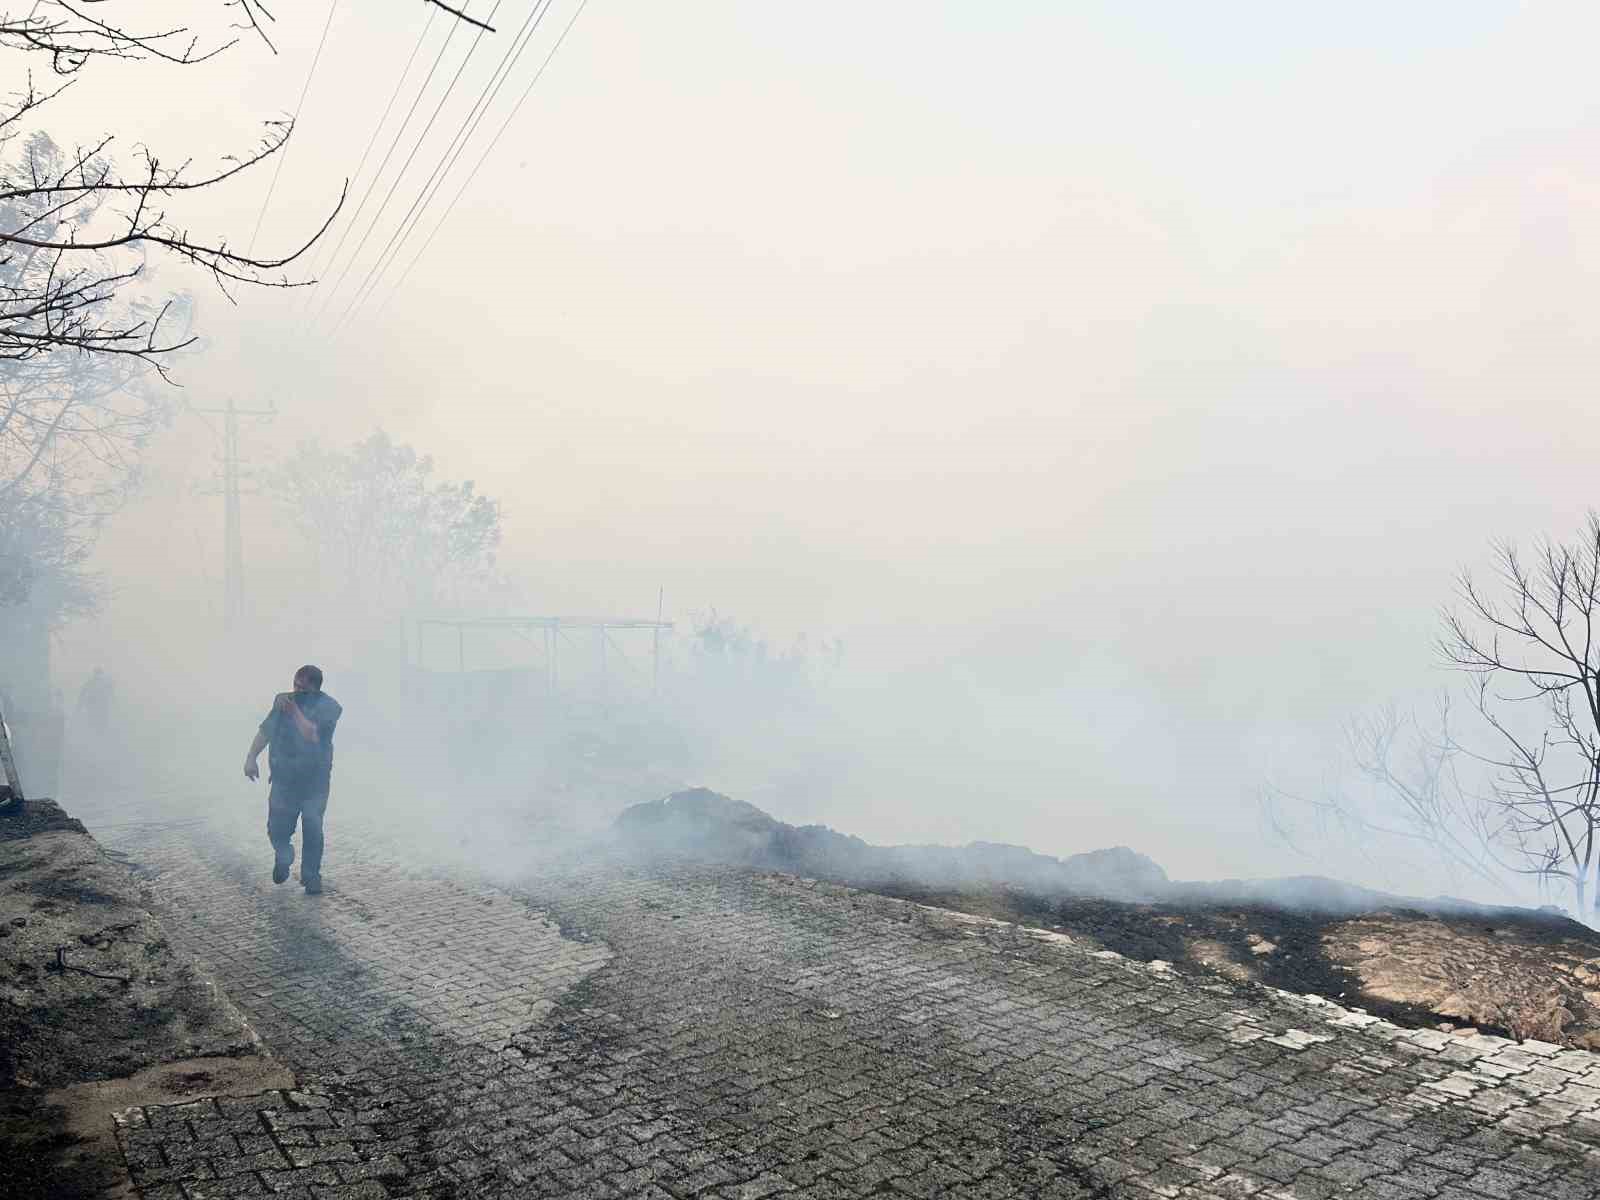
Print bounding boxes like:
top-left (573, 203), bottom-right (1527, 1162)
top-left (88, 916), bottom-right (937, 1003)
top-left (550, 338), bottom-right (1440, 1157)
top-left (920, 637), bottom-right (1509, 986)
top-left (1270, 516), bottom-right (1600, 920)
top-left (1, 0), bottom-right (489, 623)
top-left (1434, 514), bottom-right (1600, 913)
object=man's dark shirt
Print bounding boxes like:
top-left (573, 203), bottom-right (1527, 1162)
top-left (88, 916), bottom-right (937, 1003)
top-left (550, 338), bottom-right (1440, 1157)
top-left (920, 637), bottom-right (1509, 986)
top-left (260, 691), bottom-right (342, 792)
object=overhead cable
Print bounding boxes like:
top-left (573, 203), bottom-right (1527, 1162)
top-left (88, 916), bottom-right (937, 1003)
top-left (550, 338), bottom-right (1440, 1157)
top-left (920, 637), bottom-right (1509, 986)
top-left (297, 4), bottom-right (440, 298)
top-left (307, 1), bottom-right (488, 322)
top-left (371, 0), bottom-right (590, 322)
top-left (331, 0), bottom-right (558, 331)
top-left (247, 0), bottom-right (341, 256)
top-left (312, 0), bottom-right (506, 325)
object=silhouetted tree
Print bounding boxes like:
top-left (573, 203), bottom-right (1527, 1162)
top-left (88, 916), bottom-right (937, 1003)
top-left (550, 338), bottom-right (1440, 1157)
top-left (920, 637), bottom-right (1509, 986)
top-left (1259, 701), bottom-right (1513, 900)
top-left (1439, 514), bottom-right (1600, 914)
top-left (0, 2), bottom-right (485, 619)
top-left (0, 1), bottom-right (328, 616)
top-left (0, 4), bottom-right (345, 369)
top-left (274, 431), bottom-right (502, 619)
top-left (1264, 514), bottom-right (1600, 917)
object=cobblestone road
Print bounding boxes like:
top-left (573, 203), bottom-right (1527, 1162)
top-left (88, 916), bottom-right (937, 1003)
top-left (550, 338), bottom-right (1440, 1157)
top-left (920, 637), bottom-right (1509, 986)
top-left (69, 788), bottom-right (1600, 1199)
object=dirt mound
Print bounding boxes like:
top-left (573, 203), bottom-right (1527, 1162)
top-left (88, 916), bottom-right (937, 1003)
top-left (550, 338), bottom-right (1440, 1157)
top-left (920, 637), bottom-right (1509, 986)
top-left (616, 788), bottom-right (1169, 901)
top-left (617, 787), bottom-right (781, 859)
top-left (1056, 845), bottom-right (1171, 900)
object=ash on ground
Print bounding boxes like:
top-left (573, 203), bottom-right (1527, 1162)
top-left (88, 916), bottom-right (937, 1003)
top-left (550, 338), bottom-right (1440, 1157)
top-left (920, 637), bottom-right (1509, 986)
top-left (618, 788), bottom-right (1600, 1048)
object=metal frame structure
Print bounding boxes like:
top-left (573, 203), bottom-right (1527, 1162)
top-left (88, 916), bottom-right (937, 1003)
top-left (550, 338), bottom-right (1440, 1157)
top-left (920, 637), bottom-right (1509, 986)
top-left (0, 700), bottom-right (23, 806)
top-left (415, 615), bottom-right (674, 696)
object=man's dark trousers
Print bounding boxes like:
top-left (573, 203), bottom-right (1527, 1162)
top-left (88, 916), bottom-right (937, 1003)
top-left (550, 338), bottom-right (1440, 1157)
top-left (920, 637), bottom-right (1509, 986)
top-left (267, 774), bottom-right (330, 882)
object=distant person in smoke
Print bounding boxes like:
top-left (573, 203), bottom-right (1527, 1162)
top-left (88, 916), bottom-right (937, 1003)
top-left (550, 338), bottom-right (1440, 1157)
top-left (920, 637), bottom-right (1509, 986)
top-left (77, 667), bottom-right (114, 735)
top-left (243, 665), bottom-right (343, 895)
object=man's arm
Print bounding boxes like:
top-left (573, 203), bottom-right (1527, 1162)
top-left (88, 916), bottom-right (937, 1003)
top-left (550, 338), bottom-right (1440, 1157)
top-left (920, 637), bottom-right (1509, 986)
top-left (244, 729), bottom-right (268, 781)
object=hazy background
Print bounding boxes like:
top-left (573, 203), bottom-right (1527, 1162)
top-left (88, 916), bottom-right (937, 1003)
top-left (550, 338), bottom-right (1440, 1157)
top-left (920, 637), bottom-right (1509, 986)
top-left (33, 2), bottom-right (1600, 893)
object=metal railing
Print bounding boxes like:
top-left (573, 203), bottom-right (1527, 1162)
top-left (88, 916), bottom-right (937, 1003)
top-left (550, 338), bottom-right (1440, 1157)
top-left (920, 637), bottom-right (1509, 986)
top-left (0, 701), bottom-right (23, 809)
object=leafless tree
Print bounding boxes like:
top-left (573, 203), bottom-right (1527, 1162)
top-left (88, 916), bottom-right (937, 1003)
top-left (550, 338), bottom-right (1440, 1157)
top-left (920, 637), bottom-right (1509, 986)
top-left (0, 239), bottom-right (164, 616)
top-left (2, 0), bottom-right (490, 367)
top-left (0, 1), bottom-right (327, 613)
top-left (1439, 514), bottom-right (1600, 914)
top-left (0, 4), bottom-right (348, 370)
top-left (273, 431), bottom-right (502, 623)
top-left (1265, 515), bottom-right (1600, 917)
top-left (1259, 700), bottom-right (1516, 899)
top-left (0, 1), bottom-right (485, 614)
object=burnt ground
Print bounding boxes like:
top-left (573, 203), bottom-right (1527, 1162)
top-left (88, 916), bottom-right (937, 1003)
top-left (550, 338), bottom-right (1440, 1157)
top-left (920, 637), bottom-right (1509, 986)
top-left (0, 797), bottom-right (86, 841)
top-left (858, 883), bottom-right (1600, 1045)
top-left (8, 785), bottom-right (1600, 1197)
top-left (618, 788), bottom-right (1600, 1050)
top-left (0, 799), bottom-right (289, 1199)
top-left (863, 885), bottom-right (1365, 1001)
top-left (0, 1093), bottom-right (107, 1200)
top-left (60, 784), bottom-right (1600, 1198)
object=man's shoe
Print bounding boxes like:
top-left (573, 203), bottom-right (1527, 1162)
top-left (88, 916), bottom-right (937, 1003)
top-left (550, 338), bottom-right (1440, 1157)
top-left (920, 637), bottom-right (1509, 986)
top-left (302, 876), bottom-right (322, 895)
top-left (272, 862), bottom-right (290, 885)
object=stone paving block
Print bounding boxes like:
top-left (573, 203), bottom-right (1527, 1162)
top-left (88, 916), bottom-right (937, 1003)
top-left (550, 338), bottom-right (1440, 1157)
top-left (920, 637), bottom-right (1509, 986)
top-left (260, 1167), bottom-right (338, 1193)
top-left (307, 1185), bottom-right (389, 1200)
top-left (1351, 1179), bottom-right (1432, 1200)
top-left (181, 1177), bottom-right (275, 1199)
top-left (1206, 1174), bottom-right (1268, 1198)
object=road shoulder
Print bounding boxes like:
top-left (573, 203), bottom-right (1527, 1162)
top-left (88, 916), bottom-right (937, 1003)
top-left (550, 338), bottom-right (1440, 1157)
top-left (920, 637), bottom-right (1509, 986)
top-left (1, 798), bottom-right (292, 1198)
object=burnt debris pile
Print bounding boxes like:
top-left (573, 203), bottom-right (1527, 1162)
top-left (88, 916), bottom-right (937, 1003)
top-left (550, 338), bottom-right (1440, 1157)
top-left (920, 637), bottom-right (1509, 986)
top-left (615, 787), bottom-right (1170, 902)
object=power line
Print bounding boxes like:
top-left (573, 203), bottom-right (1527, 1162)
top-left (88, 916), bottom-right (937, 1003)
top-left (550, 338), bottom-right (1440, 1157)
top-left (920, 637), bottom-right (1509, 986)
top-left (248, 0), bottom-right (340, 256)
top-left (305, 2), bottom-right (483, 323)
top-left (331, 0), bottom-right (556, 330)
top-left (310, 0), bottom-right (505, 327)
top-left (335, 0), bottom-right (555, 326)
top-left (370, 0), bottom-right (589, 322)
top-left (296, 4), bottom-right (440, 299)
top-left (306, 9), bottom-right (469, 318)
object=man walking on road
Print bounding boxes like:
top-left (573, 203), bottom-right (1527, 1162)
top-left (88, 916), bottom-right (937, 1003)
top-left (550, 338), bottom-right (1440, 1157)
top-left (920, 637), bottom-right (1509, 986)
top-left (244, 665), bottom-right (343, 895)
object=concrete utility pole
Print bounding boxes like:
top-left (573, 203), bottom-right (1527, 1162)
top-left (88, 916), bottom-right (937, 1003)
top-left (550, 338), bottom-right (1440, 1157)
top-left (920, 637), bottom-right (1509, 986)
top-left (195, 399), bottom-right (275, 630)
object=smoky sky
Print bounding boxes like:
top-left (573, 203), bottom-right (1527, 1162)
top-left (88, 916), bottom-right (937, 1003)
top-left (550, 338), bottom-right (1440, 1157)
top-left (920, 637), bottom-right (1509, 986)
top-left (47, 2), bottom-right (1600, 887)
